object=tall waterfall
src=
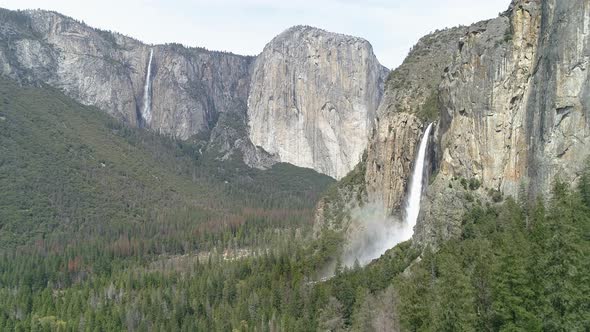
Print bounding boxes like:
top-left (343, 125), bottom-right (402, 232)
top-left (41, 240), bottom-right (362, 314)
top-left (339, 123), bottom-right (434, 269)
top-left (402, 123), bottom-right (433, 239)
top-left (142, 49), bottom-right (154, 125)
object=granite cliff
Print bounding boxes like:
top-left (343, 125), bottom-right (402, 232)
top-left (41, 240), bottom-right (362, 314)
top-left (0, 10), bottom-right (253, 141)
top-left (248, 26), bottom-right (388, 179)
top-left (417, 0), bottom-right (590, 246)
top-left (364, 26), bottom-right (468, 213)
top-left (316, 0), bottom-right (590, 251)
top-left (0, 11), bottom-right (387, 177)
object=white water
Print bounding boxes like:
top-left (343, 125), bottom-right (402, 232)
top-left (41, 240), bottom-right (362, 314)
top-left (339, 123), bottom-right (433, 269)
top-left (142, 49), bottom-right (154, 125)
top-left (402, 123), bottom-right (433, 239)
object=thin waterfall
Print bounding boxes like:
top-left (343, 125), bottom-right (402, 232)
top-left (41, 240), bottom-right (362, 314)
top-left (402, 123), bottom-right (433, 240)
top-left (142, 49), bottom-right (154, 125)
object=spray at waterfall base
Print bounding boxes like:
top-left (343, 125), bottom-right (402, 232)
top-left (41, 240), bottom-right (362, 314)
top-left (340, 123), bottom-right (433, 269)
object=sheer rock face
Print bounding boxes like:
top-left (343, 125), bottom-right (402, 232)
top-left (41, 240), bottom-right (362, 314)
top-left (435, 4), bottom-right (538, 196)
top-left (0, 10), bottom-right (253, 140)
top-left (364, 27), bottom-right (468, 213)
top-left (365, 112), bottom-right (423, 213)
top-left (1, 13), bottom-right (387, 176)
top-left (146, 46), bottom-right (253, 140)
top-left (247, 26), bottom-right (389, 179)
top-left (327, 0), bottom-right (590, 249)
top-left (524, 0), bottom-right (590, 197)
top-left (416, 0), bottom-right (590, 247)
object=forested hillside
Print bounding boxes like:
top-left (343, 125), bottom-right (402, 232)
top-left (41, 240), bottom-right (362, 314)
top-left (0, 74), bottom-right (589, 331)
top-left (315, 178), bottom-right (590, 331)
top-left (0, 76), bottom-right (336, 330)
top-left (396, 181), bottom-right (590, 331)
top-left (0, 75), bottom-right (333, 248)
top-left (2, 0), bottom-right (590, 329)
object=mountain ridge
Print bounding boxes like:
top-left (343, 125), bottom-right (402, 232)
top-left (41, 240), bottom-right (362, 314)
top-left (0, 7), bottom-right (388, 178)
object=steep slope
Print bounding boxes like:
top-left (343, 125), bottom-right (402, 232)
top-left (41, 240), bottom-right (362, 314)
top-left (418, 0), bottom-right (590, 247)
top-left (307, 3), bottom-right (590, 328)
top-left (0, 9), bottom-right (253, 141)
top-left (0, 75), bottom-right (334, 248)
top-left (312, 27), bottom-right (468, 240)
top-left (433, 0), bottom-right (590, 197)
top-left (364, 26), bottom-right (468, 213)
top-left (0, 11), bottom-right (388, 178)
top-left (248, 26), bottom-right (389, 179)
top-left (316, 0), bottom-right (590, 252)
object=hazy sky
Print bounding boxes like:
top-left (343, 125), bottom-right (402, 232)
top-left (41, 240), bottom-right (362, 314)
top-left (0, 0), bottom-right (510, 68)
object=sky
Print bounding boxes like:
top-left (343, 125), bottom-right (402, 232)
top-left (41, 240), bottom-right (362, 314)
top-left (0, 0), bottom-right (510, 69)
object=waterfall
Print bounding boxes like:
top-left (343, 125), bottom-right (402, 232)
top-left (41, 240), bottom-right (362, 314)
top-left (339, 123), bottom-right (434, 270)
top-left (402, 123), bottom-right (433, 239)
top-left (142, 49), bottom-right (154, 125)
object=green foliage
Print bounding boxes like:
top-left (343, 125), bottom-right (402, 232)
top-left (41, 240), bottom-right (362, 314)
top-left (460, 177), bottom-right (468, 189)
top-left (488, 188), bottom-right (504, 202)
top-left (396, 179), bottom-right (590, 331)
top-left (320, 154), bottom-right (368, 231)
top-left (417, 91), bottom-right (441, 122)
top-left (469, 178), bottom-right (481, 190)
top-left (579, 165), bottom-right (590, 208)
top-left (0, 76), bottom-right (333, 250)
top-left (459, 177), bottom-right (481, 191)
top-left (1, 73), bottom-right (589, 331)
top-left (464, 191), bottom-right (475, 202)
top-left (310, 241), bottom-right (419, 328)
top-left (0, 76), bottom-right (335, 330)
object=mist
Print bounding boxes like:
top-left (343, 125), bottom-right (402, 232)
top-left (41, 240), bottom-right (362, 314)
top-left (341, 202), bottom-right (410, 267)
top-left (341, 123), bottom-right (433, 268)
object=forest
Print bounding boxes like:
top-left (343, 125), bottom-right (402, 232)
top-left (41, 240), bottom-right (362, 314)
top-left (0, 76), bottom-right (589, 331)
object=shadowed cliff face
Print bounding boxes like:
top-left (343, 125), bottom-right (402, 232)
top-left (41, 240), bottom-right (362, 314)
top-left (247, 26), bottom-right (389, 179)
top-left (524, 0), bottom-right (590, 197)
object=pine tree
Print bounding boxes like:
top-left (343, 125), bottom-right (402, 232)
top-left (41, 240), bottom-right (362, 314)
top-left (431, 250), bottom-right (477, 332)
top-left (318, 297), bottom-right (345, 332)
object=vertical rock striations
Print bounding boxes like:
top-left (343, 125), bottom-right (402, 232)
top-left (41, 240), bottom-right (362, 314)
top-left (435, 3), bottom-right (539, 196)
top-left (0, 9), bottom-right (253, 140)
top-left (0, 12), bottom-right (388, 177)
top-left (364, 27), bottom-right (468, 213)
top-left (316, 0), bottom-right (590, 251)
top-left (145, 44), bottom-right (252, 140)
top-left (417, 0), bottom-right (590, 247)
top-left (524, 0), bottom-right (590, 197)
top-left (247, 26), bottom-right (388, 179)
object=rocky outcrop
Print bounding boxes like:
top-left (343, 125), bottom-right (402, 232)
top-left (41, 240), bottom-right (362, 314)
top-left (0, 12), bottom-right (387, 177)
top-left (247, 26), bottom-right (388, 179)
top-left (0, 9), bottom-right (253, 140)
top-left (364, 27), bottom-right (468, 213)
top-left (317, 0), bottom-right (590, 251)
top-left (417, 0), bottom-right (590, 247)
